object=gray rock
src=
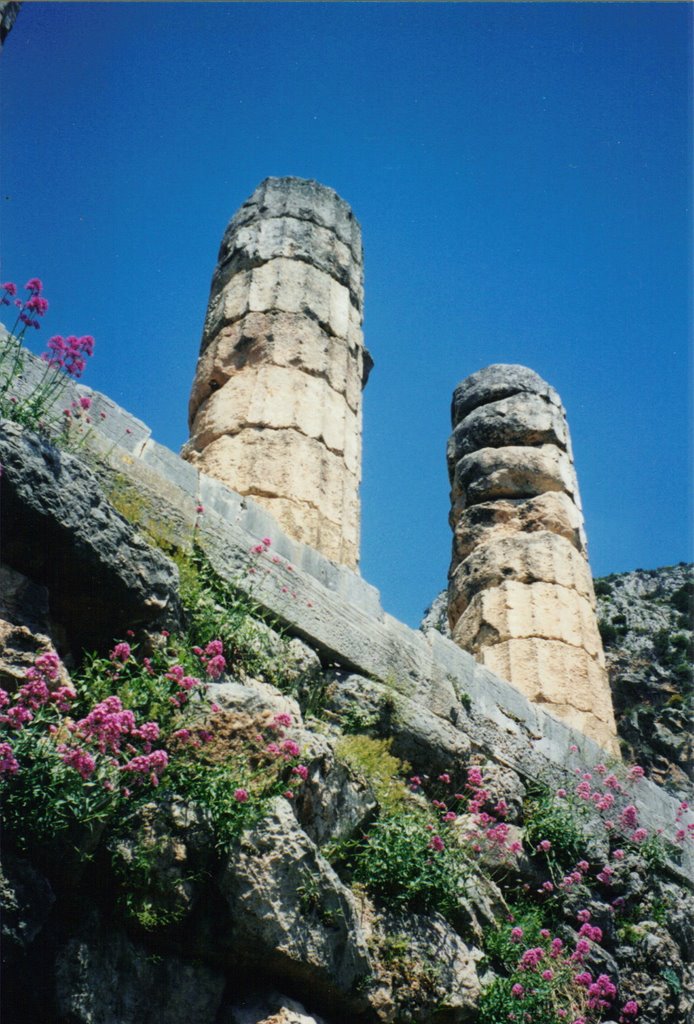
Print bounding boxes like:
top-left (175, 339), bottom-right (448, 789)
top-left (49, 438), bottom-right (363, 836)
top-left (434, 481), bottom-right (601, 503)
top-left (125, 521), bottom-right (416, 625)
top-left (54, 909), bottom-right (225, 1024)
top-left (451, 364), bottom-right (562, 425)
top-left (0, 1), bottom-right (20, 48)
top-left (325, 672), bottom-right (471, 777)
top-left (0, 851), bottom-right (55, 950)
top-left (374, 909), bottom-right (482, 1022)
top-left (447, 392), bottom-right (568, 462)
top-left (293, 736), bottom-right (378, 846)
top-left (0, 562), bottom-right (50, 633)
top-left (0, 420), bottom-right (182, 654)
top-left (222, 991), bottom-right (329, 1024)
top-left (219, 798), bottom-right (373, 1008)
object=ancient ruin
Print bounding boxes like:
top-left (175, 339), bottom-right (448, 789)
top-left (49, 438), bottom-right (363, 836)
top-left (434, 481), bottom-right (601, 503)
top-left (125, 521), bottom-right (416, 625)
top-left (447, 364), bottom-right (618, 753)
top-left (182, 177), bottom-right (370, 569)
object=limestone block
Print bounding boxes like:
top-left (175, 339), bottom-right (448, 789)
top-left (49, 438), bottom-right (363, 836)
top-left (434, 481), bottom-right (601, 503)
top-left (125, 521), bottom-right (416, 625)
top-left (448, 531), bottom-right (595, 621)
top-left (451, 444), bottom-right (578, 507)
top-left (191, 313), bottom-right (366, 419)
top-left (189, 365), bottom-right (360, 473)
top-left (452, 580), bottom-right (604, 660)
top-left (447, 392), bottom-right (569, 464)
top-left (451, 363), bottom-right (563, 424)
top-left (226, 176), bottom-right (363, 258)
top-left (478, 636), bottom-right (614, 721)
top-left (216, 214), bottom-right (363, 308)
top-left (450, 493), bottom-right (588, 561)
top-left (204, 258), bottom-right (353, 344)
top-left (257, 497), bottom-right (359, 567)
top-left (188, 431), bottom-right (360, 566)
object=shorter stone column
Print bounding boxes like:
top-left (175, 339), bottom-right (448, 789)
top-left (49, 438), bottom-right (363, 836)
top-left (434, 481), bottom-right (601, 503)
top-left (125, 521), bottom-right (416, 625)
top-left (447, 364), bottom-right (618, 755)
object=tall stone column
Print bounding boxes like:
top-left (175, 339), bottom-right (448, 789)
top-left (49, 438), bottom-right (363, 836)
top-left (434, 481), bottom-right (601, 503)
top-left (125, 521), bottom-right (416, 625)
top-left (447, 364), bottom-right (618, 755)
top-left (183, 177), bottom-right (371, 569)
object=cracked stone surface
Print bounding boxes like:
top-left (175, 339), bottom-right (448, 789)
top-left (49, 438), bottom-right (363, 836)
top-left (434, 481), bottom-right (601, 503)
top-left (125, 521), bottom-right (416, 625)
top-left (184, 178), bottom-right (370, 568)
top-left (447, 364), bottom-right (618, 754)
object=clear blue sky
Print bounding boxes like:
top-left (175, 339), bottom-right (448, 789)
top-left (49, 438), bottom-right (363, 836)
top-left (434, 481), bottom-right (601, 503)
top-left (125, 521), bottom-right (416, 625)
top-left (2, 3), bottom-right (692, 627)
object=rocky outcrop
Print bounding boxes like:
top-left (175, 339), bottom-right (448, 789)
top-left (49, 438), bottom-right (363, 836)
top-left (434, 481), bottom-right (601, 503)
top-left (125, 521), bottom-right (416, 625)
top-left (0, 419), bottom-right (182, 656)
top-left (0, 1), bottom-right (20, 49)
top-left (447, 365), bottom-right (618, 754)
top-left (595, 564), bottom-right (693, 796)
top-left (183, 178), bottom-right (371, 569)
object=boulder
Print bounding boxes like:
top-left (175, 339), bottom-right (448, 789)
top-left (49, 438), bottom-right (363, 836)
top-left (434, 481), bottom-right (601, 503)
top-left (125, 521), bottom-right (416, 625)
top-left (0, 421), bottom-right (182, 655)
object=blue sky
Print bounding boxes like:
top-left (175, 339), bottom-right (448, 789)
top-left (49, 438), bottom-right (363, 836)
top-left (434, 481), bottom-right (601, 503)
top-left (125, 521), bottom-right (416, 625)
top-left (1, 3), bottom-right (691, 627)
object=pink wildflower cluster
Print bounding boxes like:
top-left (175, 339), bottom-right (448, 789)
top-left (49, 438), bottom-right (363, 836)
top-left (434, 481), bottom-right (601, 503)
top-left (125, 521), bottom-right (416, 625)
top-left (0, 653), bottom-right (76, 740)
top-left (41, 334), bottom-right (95, 379)
top-left (2, 278), bottom-right (49, 330)
top-left (165, 664), bottom-right (202, 708)
top-left (250, 536), bottom-right (272, 556)
top-left (192, 639), bottom-right (227, 680)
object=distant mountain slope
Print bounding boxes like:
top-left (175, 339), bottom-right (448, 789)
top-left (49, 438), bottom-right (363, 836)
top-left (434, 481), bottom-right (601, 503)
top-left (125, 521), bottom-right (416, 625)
top-left (595, 563), bottom-right (693, 796)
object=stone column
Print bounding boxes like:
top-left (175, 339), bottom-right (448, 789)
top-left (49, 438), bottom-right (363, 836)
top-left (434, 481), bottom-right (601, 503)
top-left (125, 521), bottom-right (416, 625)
top-left (183, 177), bottom-right (371, 569)
top-left (447, 364), bottom-right (619, 754)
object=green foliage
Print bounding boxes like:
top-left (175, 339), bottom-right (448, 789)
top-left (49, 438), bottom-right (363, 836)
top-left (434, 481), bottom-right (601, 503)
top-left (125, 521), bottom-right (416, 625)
top-left (669, 580), bottom-right (693, 619)
top-left (523, 785), bottom-right (587, 873)
top-left (653, 628), bottom-right (672, 660)
top-left (165, 759), bottom-right (266, 852)
top-left (598, 620), bottom-right (618, 646)
top-left (0, 724), bottom-right (114, 852)
top-left (175, 546), bottom-right (292, 689)
top-left (594, 580), bottom-right (613, 597)
top-left (483, 904), bottom-right (545, 971)
top-left (343, 810), bottom-right (470, 918)
top-left (335, 734), bottom-right (409, 814)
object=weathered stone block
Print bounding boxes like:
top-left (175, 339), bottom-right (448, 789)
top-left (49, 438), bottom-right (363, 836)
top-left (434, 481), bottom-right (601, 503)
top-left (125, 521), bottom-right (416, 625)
top-left (447, 391), bottom-right (569, 463)
top-left (452, 580), bottom-right (604, 660)
top-left (450, 493), bottom-right (587, 560)
top-left (451, 362), bottom-right (563, 424)
top-left (451, 443), bottom-right (579, 506)
top-left (190, 312), bottom-right (367, 420)
top-left (448, 531), bottom-right (595, 621)
top-left (189, 364), bottom-right (360, 473)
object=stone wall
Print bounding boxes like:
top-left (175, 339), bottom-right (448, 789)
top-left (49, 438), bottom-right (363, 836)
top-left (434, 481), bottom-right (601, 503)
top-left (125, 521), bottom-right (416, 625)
top-left (182, 177), bottom-right (371, 569)
top-left (0, 352), bottom-right (686, 868)
top-left (447, 364), bottom-right (618, 754)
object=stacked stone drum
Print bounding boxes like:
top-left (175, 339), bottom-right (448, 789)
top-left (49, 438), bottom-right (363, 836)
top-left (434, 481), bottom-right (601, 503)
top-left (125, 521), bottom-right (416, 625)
top-left (183, 177), bottom-right (370, 569)
top-left (447, 364), bottom-right (618, 753)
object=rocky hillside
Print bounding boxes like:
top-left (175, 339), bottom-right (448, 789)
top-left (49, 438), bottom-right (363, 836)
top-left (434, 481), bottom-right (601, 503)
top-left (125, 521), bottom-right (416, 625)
top-left (1, 415), bottom-right (693, 1024)
top-left (595, 565), bottom-right (693, 797)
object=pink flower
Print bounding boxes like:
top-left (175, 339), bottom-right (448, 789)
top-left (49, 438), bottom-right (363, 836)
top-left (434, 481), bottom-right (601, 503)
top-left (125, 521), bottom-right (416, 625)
top-left (627, 765), bottom-right (645, 781)
top-left (283, 790), bottom-right (294, 800)
top-left (569, 744), bottom-right (578, 753)
top-left (510, 927), bottom-right (524, 942)
top-left (25, 277), bottom-right (43, 293)
top-left (269, 712), bottom-right (293, 731)
top-left (0, 742), bottom-right (19, 774)
top-left (58, 745), bottom-right (96, 780)
top-left (281, 739), bottom-right (301, 758)
top-left (620, 804), bottom-right (639, 829)
top-left (292, 764), bottom-right (308, 780)
top-left (542, 881), bottom-right (554, 892)
top-left (621, 1001), bottom-right (639, 1018)
top-left (541, 969), bottom-right (554, 981)
top-left (79, 396), bottom-right (92, 410)
top-left (519, 947), bottom-right (544, 970)
top-left (196, 504), bottom-right (204, 514)
top-left (467, 766), bottom-right (484, 788)
top-left (234, 788), bottom-right (249, 803)
top-left (577, 909), bottom-right (591, 923)
top-left (1, 282), bottom-right (17, 296)
top-left (429, 835), bottom-right (445, 852)
top-left (631, 828), bottom-right (648, 843)
top-left (511, 983), bottom-right (524, 997)
top-left (537, 839), bottom-right (552, 852)
top-left (121, 749), bottom-right (168, 784)
top-left (612, 848), bottom-right (625, 860)
top-left (262, 537), bottom-right (271, 547)
top-left (556, 788), bottom-right (567, 798)
top-left (438, 772), bottom-right (451, 784)
top-left (110, 642), bottom-right (131, 663)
